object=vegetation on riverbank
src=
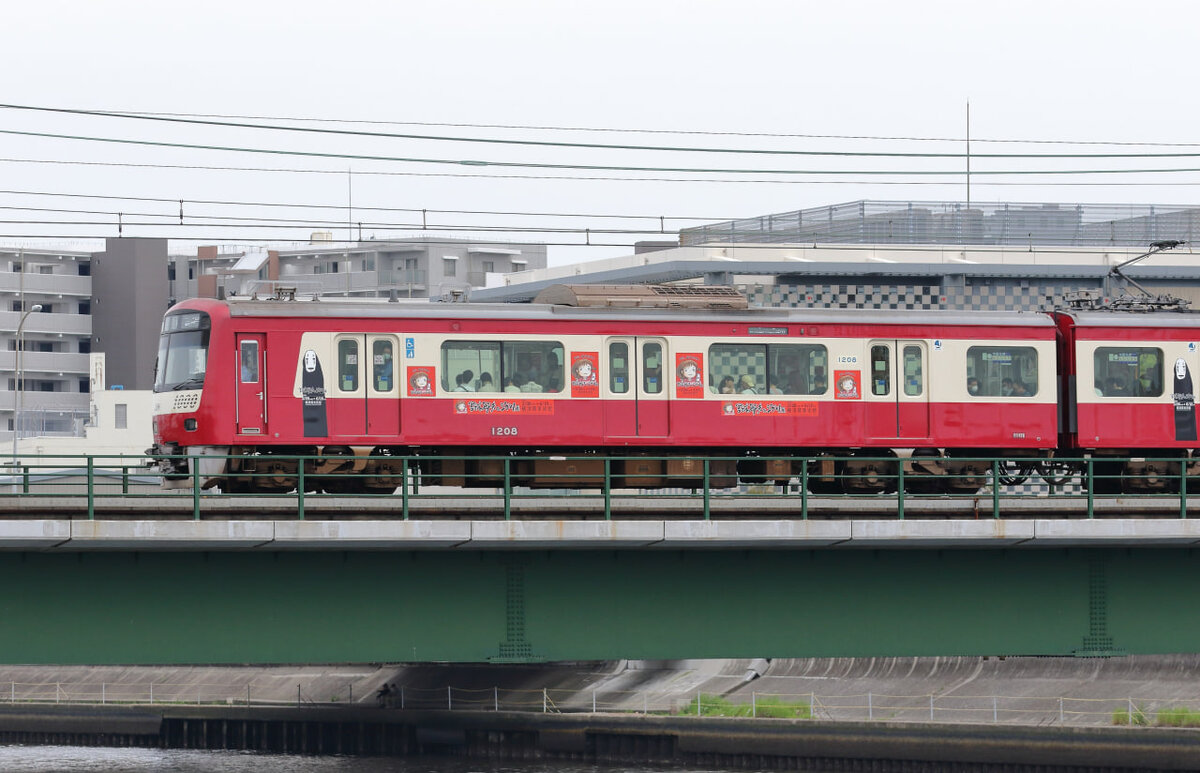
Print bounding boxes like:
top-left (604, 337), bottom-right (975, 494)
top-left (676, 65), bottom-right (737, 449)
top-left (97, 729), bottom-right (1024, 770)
top-left (676, 693), bottom-right (813, 719)
top-left (1112, 704), bottom-right (1200, 727)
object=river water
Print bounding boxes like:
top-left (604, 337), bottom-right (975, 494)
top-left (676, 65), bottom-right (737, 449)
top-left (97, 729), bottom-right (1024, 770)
top-left (0, 748), bottom-right (732, 773)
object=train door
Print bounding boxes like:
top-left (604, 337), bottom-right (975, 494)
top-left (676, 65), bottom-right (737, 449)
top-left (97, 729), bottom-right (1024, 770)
top-left (235, 334), bottom-right (266, 435)
top-left (866, 340), bottom-right (930, 439)
top-left (602, 337), bottom-right (669, 437)
top-left (366, 335), bottom-right (400, 435)
top-left (331, 335), bottom-right (367, 437)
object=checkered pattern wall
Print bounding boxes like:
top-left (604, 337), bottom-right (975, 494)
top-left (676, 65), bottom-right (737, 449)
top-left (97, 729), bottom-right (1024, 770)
top-left (741, 279), bottom-right (1097, 312)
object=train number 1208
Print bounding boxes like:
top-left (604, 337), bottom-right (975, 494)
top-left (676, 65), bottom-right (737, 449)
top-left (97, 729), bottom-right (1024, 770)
top-left (490, 427), bottom-right (518, 436)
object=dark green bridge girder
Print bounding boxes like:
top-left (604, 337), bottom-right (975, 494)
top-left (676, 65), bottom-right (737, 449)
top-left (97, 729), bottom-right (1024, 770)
top-left (0, 547), bottom-right (1195, 664)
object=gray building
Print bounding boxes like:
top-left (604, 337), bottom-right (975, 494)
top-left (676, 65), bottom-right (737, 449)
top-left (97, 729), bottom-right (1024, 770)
top-left (3, 238), bottom-right (170, 443)
top-left (168, 236), bottom-right (547, 302)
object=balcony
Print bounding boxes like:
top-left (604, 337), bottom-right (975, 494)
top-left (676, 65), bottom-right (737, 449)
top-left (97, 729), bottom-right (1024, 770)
top-left (0, 391), bottom-right (89, 413)
top-left (0, 351), bottom-right (90, 375)
top-left (0, 272), bottom-right (91, 296)
top-left (0, 310), bottom-right (93, 337)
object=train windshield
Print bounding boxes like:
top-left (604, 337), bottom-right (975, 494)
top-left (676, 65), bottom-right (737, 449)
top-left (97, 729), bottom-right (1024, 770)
top-left (154, 311), bottom-right (211, 392)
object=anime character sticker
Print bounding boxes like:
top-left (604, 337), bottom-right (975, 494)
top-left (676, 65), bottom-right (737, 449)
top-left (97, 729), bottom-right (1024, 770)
top-left (675, 353), bottom-right (704, 399)
top-left (1173, 358), bottom-right (1197, 441)
top-left (407, 366), bottom-right (435, 397)
top-left (834, 370), bottom-right (861, 400)
top-left (300, 349), bottom-right (328, 437)
top-left (570, 352), bottom-right (599, 398)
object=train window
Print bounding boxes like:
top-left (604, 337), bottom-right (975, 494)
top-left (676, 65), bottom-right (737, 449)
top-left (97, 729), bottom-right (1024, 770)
top-left (967, 346), bottom-right (1038, 397)
top-left (1093, 347), bottom-right (1162, 397)
top-left (610, 342), bottom-right (629, 394)
top-left (506, 341), bottom-right (564, 393)
top-left (372, 339), bottom-right (394, 392)
top-left (708, 343), bottom-right (828, 395)
top-left (903, 345), bottom-right (922, 396)
top-left (442, 341), bottom-right (501, 392)
top-left (440, 340), bottom-right (562, 393)
top-left (642, 342), bottom-right (663, 394)
top-left (239, 341), bottom-right (259, 383)
top-left (870, 345), bottom-right (891, 396)
top-left (338, 339), bottom-right (359, 392)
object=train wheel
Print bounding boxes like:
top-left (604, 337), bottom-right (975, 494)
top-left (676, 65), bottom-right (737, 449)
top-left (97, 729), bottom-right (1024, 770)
top-left (904, 449), bottom-right (946, 494)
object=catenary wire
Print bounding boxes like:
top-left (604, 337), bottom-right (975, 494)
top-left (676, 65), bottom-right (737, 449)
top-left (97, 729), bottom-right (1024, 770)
top-left (3, 156), bottom-right (1200, 186)
top-left (11, 127), bottom-right (1200, 176)
top-left (9, 103), bottom-right (1200, 159)
top-left (48, 106), bottom-right (1200, 148)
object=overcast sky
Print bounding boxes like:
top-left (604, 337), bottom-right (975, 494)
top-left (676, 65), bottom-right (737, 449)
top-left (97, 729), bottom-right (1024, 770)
top-left (3, 0), bottom-right (1198, 263)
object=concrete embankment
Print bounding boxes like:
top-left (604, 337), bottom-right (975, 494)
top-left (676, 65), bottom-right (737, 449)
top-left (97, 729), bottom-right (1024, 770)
top-left (3, 657), bottom-right (1200, 770)
top-left (2, 704), bottom-right (1200, 771)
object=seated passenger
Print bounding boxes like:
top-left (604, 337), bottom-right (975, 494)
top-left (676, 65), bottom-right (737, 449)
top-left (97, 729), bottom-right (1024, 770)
top-left (966, 376), bottom-right (980, 396)
top-left (738, 374), bottom-right (757, 394)
top-left (1104, 376), bottom-right (1127, 396)
top-left (520, 374), bottom-right (543, 392)
top-left (717, 375), bottom-right (735, 394)
top-left (1010, 380), bottom-right (1030, 397)
top-left (477, 372), bottom-right (495, 391)
top-left (454, 369), bottom-right (475, 392)
top-left (503, 375), bottom-right (521, 393)
top-left (811, 377), bottom-right (827, 394)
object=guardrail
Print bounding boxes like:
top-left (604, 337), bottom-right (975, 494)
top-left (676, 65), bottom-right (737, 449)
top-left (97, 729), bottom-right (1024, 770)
top-left (2, 679), bottom-right (1193, 727)
top-left (0, 452), bottom-right (1196, 521)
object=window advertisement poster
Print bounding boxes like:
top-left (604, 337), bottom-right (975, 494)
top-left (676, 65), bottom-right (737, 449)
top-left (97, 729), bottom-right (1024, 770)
top-left (407, 366), bottom-right (435, 396)
top-left (834, 370), bottom-right (861, 399)
top-left (570, 351), bottom-right (599, 398)
top-left (676, 353), bottom-right (704, 399)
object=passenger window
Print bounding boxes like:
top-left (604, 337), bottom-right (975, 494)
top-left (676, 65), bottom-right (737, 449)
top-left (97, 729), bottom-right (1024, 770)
top-left (439, 340), bottom-right (562, 393)
top-left (903, 345), bottom-right (922, 396)
top-left (870, 345), bottom-right (891, 396)
top-left (239, 341), bottom-right (258, 384)
top-left (1093, 347), bottom-right (1162, 397)
top-left (967, 346), bottom-right (1038, 397)
top-left (609, 342), bottom-right (629, 394)
top-left (441, 341), bottom-right (501, 392)
top-left (707, 343), bottom-right (828, 395)
top-left (504, 341), bottom-right (564, 393)
top-left (642, 343), bottom-right (663, 394)
top-left (372, 339), bottom-right (394, 392)
top-left (337, 339), bottom-right (358, 392)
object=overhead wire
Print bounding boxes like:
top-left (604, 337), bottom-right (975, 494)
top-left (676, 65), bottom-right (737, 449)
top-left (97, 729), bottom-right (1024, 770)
top-left (33, 105), bottom-right (1200, 148)
top-left (11, 102), bottom-right (1200, 159)
top-left (10, 126), bottom-right (1200, 177)
top-left (3, 156), bottom-right (1200, 187)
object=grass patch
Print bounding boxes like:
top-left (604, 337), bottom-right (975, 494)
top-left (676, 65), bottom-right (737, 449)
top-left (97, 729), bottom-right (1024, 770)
top-left (677, 693), bottom-right (812, 719)
top-left (1155, 706), bottom-right (1200, 727)
top-left (1112, 703), bottom-right (1150, 726)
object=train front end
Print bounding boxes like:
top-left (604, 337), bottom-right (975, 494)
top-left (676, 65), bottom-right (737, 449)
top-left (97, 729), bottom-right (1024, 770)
top-left (148, 302), bottom-right (226, 488)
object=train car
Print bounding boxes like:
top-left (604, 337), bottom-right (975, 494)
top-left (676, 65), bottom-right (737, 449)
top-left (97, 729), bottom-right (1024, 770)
top-left (149, 287), bottom-right (1060, 494)
top-left (1055, 309), bottom-right (1200, 491)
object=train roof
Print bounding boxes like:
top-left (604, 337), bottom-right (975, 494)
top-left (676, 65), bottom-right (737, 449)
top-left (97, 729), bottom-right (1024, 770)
top-left (1062, 310), bottom-right (1200, 329)
top-left (173, 297), bottom-right (1057, 329)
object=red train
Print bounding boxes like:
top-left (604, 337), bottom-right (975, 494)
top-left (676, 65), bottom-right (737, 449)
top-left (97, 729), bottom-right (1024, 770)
top-left (148, 285), bottom-right (1200, 495)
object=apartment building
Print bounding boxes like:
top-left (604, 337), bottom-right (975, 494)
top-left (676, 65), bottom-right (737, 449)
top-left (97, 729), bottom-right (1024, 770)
top-left (168, 236), bottom-right (547, 301)
top-left (1, 247), bottom-right (95, 441)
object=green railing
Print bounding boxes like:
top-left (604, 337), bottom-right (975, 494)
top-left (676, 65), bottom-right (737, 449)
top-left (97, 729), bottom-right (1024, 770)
top-left (1, 452), bottom-right (1195, 521)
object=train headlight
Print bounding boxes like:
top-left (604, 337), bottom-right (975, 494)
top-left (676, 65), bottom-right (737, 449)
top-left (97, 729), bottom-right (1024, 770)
top-left (184, 418), bottom-right (198, 431)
